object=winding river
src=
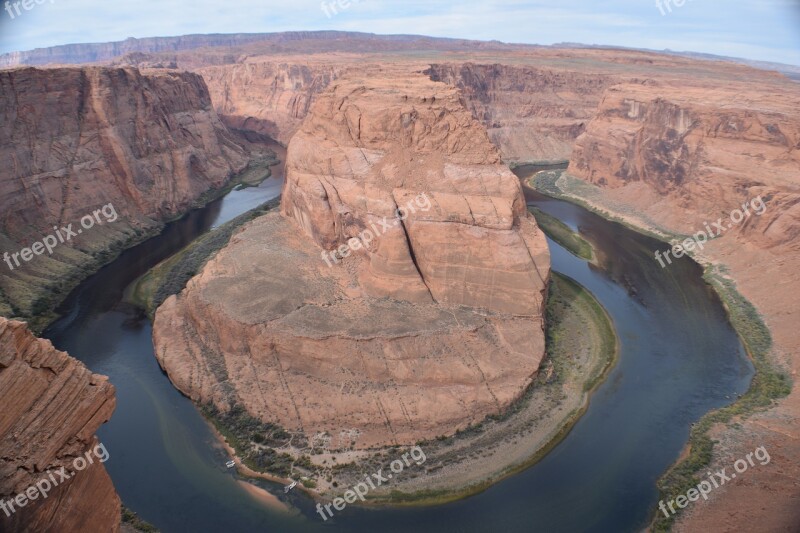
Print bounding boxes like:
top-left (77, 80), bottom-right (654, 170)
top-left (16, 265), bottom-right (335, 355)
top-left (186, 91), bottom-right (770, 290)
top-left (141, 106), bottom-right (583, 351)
top-left (42, 162), bottom-right (753, 532)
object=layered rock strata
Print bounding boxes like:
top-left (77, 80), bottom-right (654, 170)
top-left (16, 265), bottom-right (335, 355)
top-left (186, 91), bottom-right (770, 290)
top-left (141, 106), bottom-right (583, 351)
top-left (198, 61), bottom-right (341, 145)
top-left (0, 66), bottom-right (249, 322)
top-left (568, 81), bottom-right (800, 248)
top-left (425, 63), bottom-right (614, 164)
top-left (0, 318), bottom-right (120, 532)
top-left (153, 73), bottom-right (550, 450)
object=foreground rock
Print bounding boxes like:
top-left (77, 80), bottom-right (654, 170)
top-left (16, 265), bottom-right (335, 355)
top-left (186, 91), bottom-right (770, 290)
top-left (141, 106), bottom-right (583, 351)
top-left (0, 318), bottom-right (120, 532)
top-left (153, 73), bottom-right (550, 451)
top-left (0, 66), bottom-right (249, 325)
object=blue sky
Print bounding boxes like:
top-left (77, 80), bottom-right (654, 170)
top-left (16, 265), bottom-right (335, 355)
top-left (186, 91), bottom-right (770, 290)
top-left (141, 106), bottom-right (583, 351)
top-left (0, 0), bottom-right (798, 65)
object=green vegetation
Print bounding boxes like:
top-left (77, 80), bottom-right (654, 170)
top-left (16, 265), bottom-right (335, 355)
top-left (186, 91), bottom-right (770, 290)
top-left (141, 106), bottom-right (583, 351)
top-left (654, 267), bottom-right (791, 532)
top-left (128, 197), bottom-right (281, 316)
top-left (528, 207), bottom-right (594, 261)
top-left (530, 170), bottom-right (684, 244)
top-left (189, 154), bottom-right (278, 210)
top-left (121, 506), bottom-right (159, 532)
top-left (200, 403), bottom-right (302, 478)
top-left (509, 160), bottom-right (569, 171)
top-left (529, 171), bottom-right (793, 531)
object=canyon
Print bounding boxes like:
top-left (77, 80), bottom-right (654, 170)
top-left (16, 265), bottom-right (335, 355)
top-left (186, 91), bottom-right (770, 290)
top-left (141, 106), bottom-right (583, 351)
top-left (0, 318), bottom-right (120, 532)
top-left (0, 31), bottom-right (798, 531)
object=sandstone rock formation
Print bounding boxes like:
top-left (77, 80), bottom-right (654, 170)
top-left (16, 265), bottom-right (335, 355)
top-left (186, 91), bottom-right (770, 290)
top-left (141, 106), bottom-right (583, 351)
top-left (568, 80), bottom-right (800, 248)
top-left (0, 66), bottom-right (249, 324)
top-left (199, 61), bottom-right (341, 145)
top-left (426, 63), bottom-right (613, 164)
top-left (0, 318), bottom-right (120, 532)
top-left (153, 73), bottom-right (550, 450)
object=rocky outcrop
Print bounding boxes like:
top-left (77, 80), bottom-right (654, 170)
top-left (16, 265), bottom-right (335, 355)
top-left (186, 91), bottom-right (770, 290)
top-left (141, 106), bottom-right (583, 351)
top-left (0, 318), bottom-right (119, 532)
top-left (0, 66), bottom-right (249, 324)
top-left (199, 61), bottom-right (341, 145)
top-left (153, 73), bottom-right (550, 450)
top-left (426, 63), bottom-right (614, 164)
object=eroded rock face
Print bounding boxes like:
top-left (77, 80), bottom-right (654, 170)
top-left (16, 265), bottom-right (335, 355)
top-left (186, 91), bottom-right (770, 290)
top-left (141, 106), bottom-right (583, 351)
top-left (426, 63), bottom-right (613, 164)
top-left (568, 81), bottom-right (800, 248)
top-left (199, 61), bottom-right (341, 145)
top-left (282, 75), bottom-right (549, 315)
top-left (0, 66), bottom-right (249, 321)
top-left (153, 73), bottom-right (550, 450)
top-left (0, 318), bottom-right (119, 532)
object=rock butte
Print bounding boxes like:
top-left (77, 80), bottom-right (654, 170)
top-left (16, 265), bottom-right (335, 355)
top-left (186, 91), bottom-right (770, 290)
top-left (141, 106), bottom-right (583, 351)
top-left (152, 73), bottom-right (550, 449)
top-left (0, 318), bottom-right (120, 532)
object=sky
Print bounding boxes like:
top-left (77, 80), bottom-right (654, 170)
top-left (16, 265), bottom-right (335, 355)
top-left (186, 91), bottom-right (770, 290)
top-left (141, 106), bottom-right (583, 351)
top-left (0, 0), bottom-right (798, 65)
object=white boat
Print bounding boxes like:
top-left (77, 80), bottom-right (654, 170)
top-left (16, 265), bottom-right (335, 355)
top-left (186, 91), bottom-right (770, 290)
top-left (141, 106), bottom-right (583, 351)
top-left (284, 481), bottom-right (298, 493)
top-left (225, 460), bottom-right (236, 469)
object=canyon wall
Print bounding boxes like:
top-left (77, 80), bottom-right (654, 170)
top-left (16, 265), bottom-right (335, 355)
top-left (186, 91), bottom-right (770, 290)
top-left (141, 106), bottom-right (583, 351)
top-left (0, 66), bottom-right (249, 325)
top-left (0, 318), bottom-right (120, 532)
top-left (198, 61), bottom-right (341, 145)
top-left (426, 63), bottom-right (614, 164)
top-left (568, 81), bottom-right (800, 248)
top-left (194, 60), bottom-right (614, 163)
top-left (153, 72), bottom-right (550, 451)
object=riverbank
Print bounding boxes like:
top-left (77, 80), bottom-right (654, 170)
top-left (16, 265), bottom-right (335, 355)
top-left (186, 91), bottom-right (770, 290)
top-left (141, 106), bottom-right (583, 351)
top-left (526, 170), bottom-right (793, 531)
top-left (194, 270), bottom-right (617, 508)
top-left (361, 272), bottom-right (618, 506)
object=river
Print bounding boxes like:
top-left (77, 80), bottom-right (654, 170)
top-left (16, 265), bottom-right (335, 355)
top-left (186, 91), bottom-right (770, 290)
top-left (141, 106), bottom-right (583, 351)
top-left (41, 162), bottom-right (753, 532)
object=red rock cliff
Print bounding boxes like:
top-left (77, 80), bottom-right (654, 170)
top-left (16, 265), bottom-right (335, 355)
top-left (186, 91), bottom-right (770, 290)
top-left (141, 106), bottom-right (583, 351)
top-left (199, 61), bottom-right (341, 145)
top-left (0, 318), bottom-right (119, 532)
top-left (568, 81), bottom-right (800, 248)
top-left (0, 66), bottom-right (249, 323)
top-left (426, 62), bottom-right (613, 163)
